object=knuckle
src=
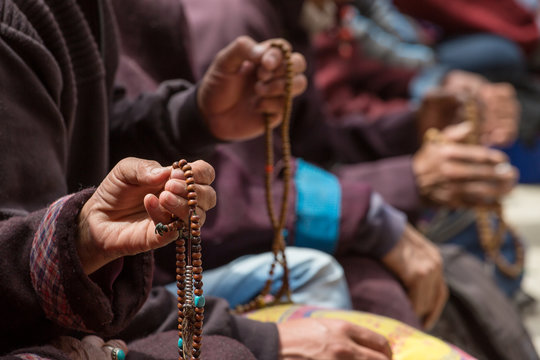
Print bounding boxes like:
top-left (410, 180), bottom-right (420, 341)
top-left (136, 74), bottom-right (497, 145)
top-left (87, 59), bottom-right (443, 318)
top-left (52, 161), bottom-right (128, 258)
top-left (236, 35), bottom-right (253, 48)
top-left (329, 343), bottom-right (355, 357)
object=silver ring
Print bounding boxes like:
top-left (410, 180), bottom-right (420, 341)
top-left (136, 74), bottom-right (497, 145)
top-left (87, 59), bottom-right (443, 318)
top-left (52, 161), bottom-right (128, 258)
top-left (103, 345), bottom-right (126, 360)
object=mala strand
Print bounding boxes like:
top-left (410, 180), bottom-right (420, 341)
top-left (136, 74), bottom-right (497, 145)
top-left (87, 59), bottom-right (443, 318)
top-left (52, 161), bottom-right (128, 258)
top-left (424, 100), bottom-right (524, 278)
top-left (155, 159), bottom-right (204, 360)
top-left (234, 41), bottom-right (294, 313)
top-left (463, 99), bottom-right (524, 278)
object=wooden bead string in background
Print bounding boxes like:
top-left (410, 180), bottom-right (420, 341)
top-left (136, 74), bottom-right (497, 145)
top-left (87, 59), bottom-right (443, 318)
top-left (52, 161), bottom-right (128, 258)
top-left (234, 41), bottom-right (294, 314)
top-left (462, 99), bottom-right (524, 278)
top-left (154, 159), bottom-right (204, 360)
top-left (424, 100), bottom-right (524, 278)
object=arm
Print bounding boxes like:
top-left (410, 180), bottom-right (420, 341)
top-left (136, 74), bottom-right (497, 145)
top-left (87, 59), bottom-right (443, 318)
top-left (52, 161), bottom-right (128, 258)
top-left (0, 4), bottom-right (207, 354)
top-left (0, 5), bottom-right (147, 351)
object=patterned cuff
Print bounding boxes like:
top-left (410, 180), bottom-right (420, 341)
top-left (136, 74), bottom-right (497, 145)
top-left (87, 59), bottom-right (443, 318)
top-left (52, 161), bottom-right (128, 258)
top-left (29, 195), bottom-right (87, 331)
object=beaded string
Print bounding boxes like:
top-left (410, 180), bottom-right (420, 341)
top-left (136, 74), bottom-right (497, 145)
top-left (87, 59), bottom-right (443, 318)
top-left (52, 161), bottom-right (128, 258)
top-left (154, 159), bottom-right (204, 360)
top-left (234, 42), bottom-right (294, 313)
top-left (463, 99), bottom-right (524, 278)
top-left (424, 100), bottom-right (524, 278)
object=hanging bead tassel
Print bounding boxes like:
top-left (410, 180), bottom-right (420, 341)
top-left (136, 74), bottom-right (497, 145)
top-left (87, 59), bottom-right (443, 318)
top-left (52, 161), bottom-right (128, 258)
top-left (234, 41), bottom-right (295, 314)
top-left (155, 159), bottom-right (204, 360)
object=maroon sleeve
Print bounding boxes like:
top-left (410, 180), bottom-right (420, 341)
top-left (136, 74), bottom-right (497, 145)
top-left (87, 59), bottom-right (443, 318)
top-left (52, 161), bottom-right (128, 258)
top-left (335, 155), bottom-right (421, 218)
top-left (0, 189), bottom-right (153, 354)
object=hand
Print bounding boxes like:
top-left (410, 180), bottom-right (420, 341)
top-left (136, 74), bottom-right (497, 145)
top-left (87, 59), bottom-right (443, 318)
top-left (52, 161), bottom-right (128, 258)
top-left (413, 122), bottom-right (518, 207)
top-left (381, 224), bottom-right (447, 330)
top-left (52, 335), bottom-right (128, 360)
top-left (477, 82), bottom-right (519, 147)
top-left (417, 90), bottom-right (462, 138)
top-left (277, 318), bottom-right (393, 360)
top-left (198, 36), bottom-right (307, 141)
top-left (439, 70), bottom-right (519, 146)
top-left (77, 157), bottom-right (216, 274)
top-left (441, 69), bottom-right (488, 96)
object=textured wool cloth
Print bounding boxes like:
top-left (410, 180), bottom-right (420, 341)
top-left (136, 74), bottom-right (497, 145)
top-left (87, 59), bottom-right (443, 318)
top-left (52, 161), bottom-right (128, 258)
top-left (0, 0), bottom-right (278, 358)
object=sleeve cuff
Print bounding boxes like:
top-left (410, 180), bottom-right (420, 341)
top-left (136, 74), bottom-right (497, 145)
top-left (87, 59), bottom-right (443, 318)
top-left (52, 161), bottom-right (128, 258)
top-left (354, 192), bottom-right (407, 258)
top-left (30, 189), bottom-right (153, 335)
top-left (168, 82), bottom-right (223, 155)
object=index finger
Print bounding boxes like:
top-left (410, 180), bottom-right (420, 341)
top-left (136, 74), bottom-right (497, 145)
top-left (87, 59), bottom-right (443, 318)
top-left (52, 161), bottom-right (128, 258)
top-left (258, 39), bottom-right (292, 71)
top-left (423, 281), bottom-right (449, 330)
top-left (442, 143), bottom-right (508, 165)
top-left (346, 324), bottom-right (393, 359)
top-left (170, 160), bottom-right (215, 185)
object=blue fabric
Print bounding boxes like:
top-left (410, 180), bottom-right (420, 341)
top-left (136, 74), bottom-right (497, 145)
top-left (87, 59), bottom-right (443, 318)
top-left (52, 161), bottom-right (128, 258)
top-left (165, 247), bottom-right (353, 309)
top-left (445, 216), bottom-right (523, 297)
top-left (410, 33), bottom-right (527, 102)
top-left (436, 33), bottom-right (527, 83)
top-left (294, 159), bottom-right (341, 254)
top-left (501, 139), bottom-right (540, 183)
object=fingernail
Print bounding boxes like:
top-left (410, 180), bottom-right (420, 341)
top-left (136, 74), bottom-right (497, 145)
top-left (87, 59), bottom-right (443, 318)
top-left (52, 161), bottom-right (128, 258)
top-left (251, 44), bottom-right (265, 58)
top-left (266, 54), bottom-right (278, 67)
top-left (495, 162), bottom-right (512, 175)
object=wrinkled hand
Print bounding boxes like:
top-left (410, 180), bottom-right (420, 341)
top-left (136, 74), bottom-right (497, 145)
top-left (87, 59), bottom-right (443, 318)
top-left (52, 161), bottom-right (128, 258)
top-left (441, 69), bottom-right (487, 96)
top-left (437, 70), bottom-right (519, 146)
top-left (382, 225), bottom-right (447, 330)
top-left (77, 157), bottom-right (216, 274)
top-left (198, 36), bottom-right (307, 141)
top-left (413, 122), bottom-right (518, 208)
top-left (52, 335), bottom-right (128, 360)
top-left (417, 89), bottom-right (462, 138)
top-left (277, 318), bottom-right (393, 360)
top-left (477, 82), bottom-right (519, 146)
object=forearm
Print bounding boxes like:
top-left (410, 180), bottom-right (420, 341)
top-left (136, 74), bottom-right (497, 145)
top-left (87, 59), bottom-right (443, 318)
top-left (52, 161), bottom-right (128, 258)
top-left (0, 190), bottom-right (153, 353)
top-left (110, 81), bottom-right (221, 167)
top-left (334, 155), bottom-right (422, 218)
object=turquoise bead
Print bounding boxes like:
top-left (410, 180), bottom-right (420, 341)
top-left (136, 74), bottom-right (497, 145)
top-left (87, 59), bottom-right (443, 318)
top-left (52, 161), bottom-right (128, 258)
top-left (178, 337), bottom-right (183, 349)
top-left (194, 295), bottom-right (206, 308)
top-left (114, 349), bottom-right (126, 360)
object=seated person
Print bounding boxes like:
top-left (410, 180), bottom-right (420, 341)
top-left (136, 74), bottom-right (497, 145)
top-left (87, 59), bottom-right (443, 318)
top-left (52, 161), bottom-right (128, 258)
top-left (0, 0), bottom-right (453, 359)
top-left (112, 0), bottom-right (448, 330)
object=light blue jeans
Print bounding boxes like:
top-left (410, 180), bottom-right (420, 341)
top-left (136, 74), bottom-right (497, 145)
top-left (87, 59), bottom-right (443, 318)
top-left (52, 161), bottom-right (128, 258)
top-left (166, 247), bottom-right (352, 310)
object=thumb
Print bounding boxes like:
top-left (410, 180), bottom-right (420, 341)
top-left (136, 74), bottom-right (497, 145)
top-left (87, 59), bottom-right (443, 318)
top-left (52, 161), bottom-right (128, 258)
top-left (111, 157), bottom-right (170, 188)
top-left (441, 121), bottom-right (474, 143)
top-left (211, 35), bottom-right (261, 74)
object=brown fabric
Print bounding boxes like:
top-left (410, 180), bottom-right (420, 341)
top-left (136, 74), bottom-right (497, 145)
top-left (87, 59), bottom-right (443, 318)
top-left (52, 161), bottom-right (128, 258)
top-left (0, 0), bottom-right (280, 358)
top-left (128, 333), bottom-right (257, 360)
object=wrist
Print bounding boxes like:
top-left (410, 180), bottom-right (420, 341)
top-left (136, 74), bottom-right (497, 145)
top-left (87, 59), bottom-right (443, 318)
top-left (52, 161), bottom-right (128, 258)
top-left (77, 200), bottom-right (108, 275)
